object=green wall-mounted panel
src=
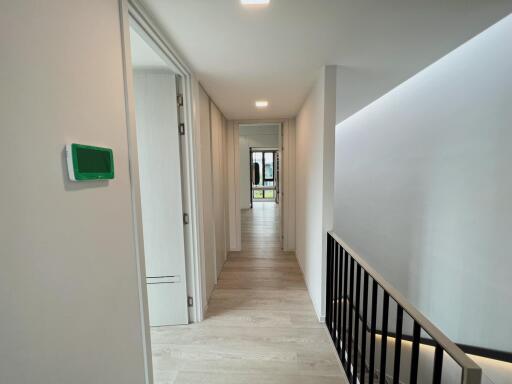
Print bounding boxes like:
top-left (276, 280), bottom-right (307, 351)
top-left (66, 143), bottom-right (114, 181)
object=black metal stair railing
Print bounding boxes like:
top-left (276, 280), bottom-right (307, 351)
top-left (326, 232), bottom-right (482, 384)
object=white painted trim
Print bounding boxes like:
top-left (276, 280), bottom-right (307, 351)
top-left (227, 120), bottom-right (242, 251)
top-left (118, 2), bottom-right (153, 383)
top-left (127, 0), bottom-right (193, 75)
top-left (223, 115), bottom-right (231, 262)
top-left (192, 82), bottom-right (211, 304)
top-left (319, 66), bottom-right (337, 322)
top-left (282, 119), bottom-right (296, 252)
top-left (207, 92), bottom-right (218, 286)
top-left (119, 1), bottom-right (205, 381)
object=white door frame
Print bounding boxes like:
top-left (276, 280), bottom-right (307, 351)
top-left (119, 1), bottom-right (204, 382)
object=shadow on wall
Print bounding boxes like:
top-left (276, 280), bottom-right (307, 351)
top-left (333, 13), bottom-right (512, 360)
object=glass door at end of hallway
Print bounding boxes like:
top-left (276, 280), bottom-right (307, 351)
top-left (250, 149), bottom-right (278, 207)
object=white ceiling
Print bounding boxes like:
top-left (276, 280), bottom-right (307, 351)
top-left (140, 0), bottom-right (512, 120)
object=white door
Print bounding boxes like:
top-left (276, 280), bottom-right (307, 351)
top-left (133, 70), bottom-right (188, 326)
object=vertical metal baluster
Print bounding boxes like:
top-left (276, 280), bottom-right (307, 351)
top-left (347, 257), bottom-right (355, 375)
top-left (342, 249), bottom-right (349, 365)
top-left (393, 306), bottom-right (403, 384)
top-left (331, 236), bottom-right (336, 335)
top-left (410, 321), bottom-right (421, 384)
top-left (326, 235), bottom-right (332, 332)
top-left (379, 292), bottom-right (389, 384)
top-left (332, 239), bottom-right (338, 340)
top-left (360, 271), bottom-right (369, 384)
top-left (352, 264), bottom-right (361, 384)
top-left (369, 281), bottom-right (378, 382)
top-left (324, 237), bottom-right (452, 384)
top-left (336, 244), bottom-right (343, 353)
top-left (433, 344), bottom-right (444, 384)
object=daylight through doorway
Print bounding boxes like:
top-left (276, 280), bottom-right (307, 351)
top-left (250, 149), bottom-right (279, 207)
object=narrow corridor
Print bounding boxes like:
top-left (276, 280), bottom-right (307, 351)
top-left (151, 202), bottom-right (346, 383)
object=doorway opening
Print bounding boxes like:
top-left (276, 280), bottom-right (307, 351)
top-left (122, 5), bottom-right (204, 382)
top-left (239, 123), bottom-right (282, 248)
top-left (129, 26), bottom-right (189, 327)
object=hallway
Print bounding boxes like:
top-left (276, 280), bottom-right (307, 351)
top-left (151, 202), bottom-right (346, 383)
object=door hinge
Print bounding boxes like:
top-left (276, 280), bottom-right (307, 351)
top-left (187, 296), bottom-right (193, 307)
top-left (183, 213), bottom-right (190, 225)
top-left (177, 94), bottom-right (184, 107)
top-left (179, 123), bottom-right (185, 135)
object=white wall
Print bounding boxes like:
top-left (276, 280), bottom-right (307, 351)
top-left (333, 14), bottom-right (512, 356)
top-left (239, 124), bottom-right (280, 209)
top-left (211, 103), bottom-right (229, 277)
top-left (295, 66), bottom-right (337, 320)
top-left (0, 1), bottom-right (146, 383)
top-left (281, 119), bottom-right (296, 251)
top-left (197, 85), bottom-right (216, 303)
top-left (194, 86), bottom-right (230, 301)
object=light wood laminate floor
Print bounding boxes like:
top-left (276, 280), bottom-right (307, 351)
top-left (151, 202), bottom-right (347, 383)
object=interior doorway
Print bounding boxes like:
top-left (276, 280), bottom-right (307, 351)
top-left (129, 26), bottom-right (189, 326)
top-left (239, 123), bottom-right (282, 248)
top-left (121, 5), bottom-right (206, 381)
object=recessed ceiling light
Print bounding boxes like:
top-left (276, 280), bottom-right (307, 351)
top-left (255, 100), bottom-right (269, 108)
top-left (241, 0), bottom-right (270, 6)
